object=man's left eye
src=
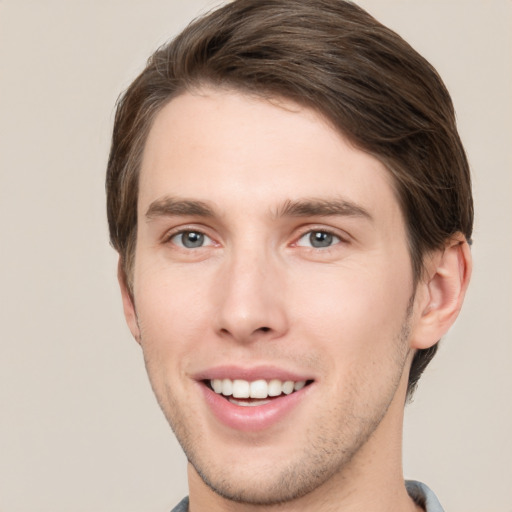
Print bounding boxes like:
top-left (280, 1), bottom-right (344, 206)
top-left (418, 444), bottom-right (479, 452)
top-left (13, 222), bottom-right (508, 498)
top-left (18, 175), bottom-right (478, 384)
top-left (170, 231), bottom-right (214, 249)
top-left (296, 231), bottom-right (341, 248)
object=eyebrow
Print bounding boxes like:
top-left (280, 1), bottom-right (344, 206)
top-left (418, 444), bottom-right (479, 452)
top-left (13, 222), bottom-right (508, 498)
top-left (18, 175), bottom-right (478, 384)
top-left (145, 197), bottom-right (215, 220)
top-left (145, 196), bottom-right (372, 222)
top-left (276, 198), bottom-right (372, 221)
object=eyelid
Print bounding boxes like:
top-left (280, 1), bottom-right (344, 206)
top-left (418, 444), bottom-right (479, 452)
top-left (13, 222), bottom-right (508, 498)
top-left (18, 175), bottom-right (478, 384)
top-left (159, 222), bottom-right (351, 249)
top-left (297, 231), bottom-right (339, 245)
top-left (161, 224), bottom-right (219, 246)
top-left (291, 225), bottom-right (350, 246)
top-left (173, 231), bottom-right (214, 248)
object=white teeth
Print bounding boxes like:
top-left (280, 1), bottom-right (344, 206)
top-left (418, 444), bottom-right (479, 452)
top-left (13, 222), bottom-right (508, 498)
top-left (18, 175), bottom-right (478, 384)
top-left (221, 378), bottom-right (233, 396)
top-left (229, 398), bottom-right (271, 407)
top-left (250, 379), bottom-right (268, 399)
top-left (210, 378), bottom-right (307, 399)
top-left (282, 381), bottom-right (294, 395)
top-left (212, 379), bottom-right (223, 393)
top-left (268, 379), bottom-right (282, 397)
top-left (232, 379), bottom-right (250, 398)
top-left (294, 380), bottom-right (306, 391)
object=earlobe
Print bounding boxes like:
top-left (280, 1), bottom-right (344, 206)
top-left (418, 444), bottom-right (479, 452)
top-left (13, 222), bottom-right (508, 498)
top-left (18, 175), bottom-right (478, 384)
top-left (117, 259), bottom-right (142, 344)
top-left (411, 234), bottom-right (472, 350)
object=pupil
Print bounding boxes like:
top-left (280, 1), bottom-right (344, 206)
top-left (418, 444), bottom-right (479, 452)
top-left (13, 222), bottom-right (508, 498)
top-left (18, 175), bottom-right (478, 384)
top-left (183, 231), bottom-right (204, 248)
top-left (310, 231), bottom-right (332, 248)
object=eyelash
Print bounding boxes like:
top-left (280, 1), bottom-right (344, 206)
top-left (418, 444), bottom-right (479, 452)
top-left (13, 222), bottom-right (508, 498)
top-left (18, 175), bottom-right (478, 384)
top-left (163, 227), bottom-right (216, 249)
top-left (293, 228), bottom-right (346, 250)
top-left (162, 226), bottom-right (348, 251)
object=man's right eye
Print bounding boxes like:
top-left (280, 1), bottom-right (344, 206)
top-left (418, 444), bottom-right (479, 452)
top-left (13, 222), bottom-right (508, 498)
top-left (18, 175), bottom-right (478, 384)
top-left (170, 231), bottom-right (214, 249)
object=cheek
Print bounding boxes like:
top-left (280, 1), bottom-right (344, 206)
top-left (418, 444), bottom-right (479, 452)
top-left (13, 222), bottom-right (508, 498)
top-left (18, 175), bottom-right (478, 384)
top-left (288, 259), bottom-right (412, 353)
top-left (133, 272), bottom-right (214, 416)
top-left (287, 262), bottom-right (413, 409)
top-left (134, 264), bottom-right (213, 365)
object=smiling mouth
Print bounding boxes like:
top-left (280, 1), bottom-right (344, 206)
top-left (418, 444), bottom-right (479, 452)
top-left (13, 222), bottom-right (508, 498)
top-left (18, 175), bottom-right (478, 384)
top-left (205, 378), bottom-right (313, 406)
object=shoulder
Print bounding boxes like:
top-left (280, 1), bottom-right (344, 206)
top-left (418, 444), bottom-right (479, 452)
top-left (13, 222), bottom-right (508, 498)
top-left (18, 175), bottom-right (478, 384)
top-left (406, 480), bottom-right (445, 512)
top-left (170, 496), bottom-right (189, 512)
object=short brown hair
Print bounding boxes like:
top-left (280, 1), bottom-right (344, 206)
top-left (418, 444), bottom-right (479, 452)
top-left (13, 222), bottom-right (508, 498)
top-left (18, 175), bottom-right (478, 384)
top-left (106, 0), bottom-right (473, 398)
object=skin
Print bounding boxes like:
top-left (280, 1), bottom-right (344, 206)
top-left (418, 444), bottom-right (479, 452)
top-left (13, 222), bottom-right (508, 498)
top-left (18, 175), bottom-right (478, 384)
top-left (119, 87), bottom-right (471, 511)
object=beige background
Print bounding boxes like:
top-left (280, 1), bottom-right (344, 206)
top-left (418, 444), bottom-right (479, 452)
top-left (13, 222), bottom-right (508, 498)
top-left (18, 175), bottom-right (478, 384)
top-left (0, 0), bottom-right (510, 510)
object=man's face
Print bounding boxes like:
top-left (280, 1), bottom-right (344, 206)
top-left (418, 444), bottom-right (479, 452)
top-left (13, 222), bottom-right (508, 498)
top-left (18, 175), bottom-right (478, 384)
top-left (124, 88), bottom-right (419, 504)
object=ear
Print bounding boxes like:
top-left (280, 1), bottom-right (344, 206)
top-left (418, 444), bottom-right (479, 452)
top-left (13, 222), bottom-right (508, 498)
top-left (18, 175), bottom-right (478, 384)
top-left (410, 234), bottom-right (472, 350)
top-left (117, 258), bottom-right (142, 345)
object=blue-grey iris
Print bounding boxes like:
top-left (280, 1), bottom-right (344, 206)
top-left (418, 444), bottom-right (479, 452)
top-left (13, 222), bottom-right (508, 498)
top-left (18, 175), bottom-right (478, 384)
top-left (310, 231), bottom-right (333, 248)
top-left (182, 231), bottom-right (205, 248)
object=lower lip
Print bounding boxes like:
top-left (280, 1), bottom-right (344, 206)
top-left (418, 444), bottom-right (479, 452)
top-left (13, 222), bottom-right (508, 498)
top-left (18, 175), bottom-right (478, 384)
top-left (199, 383), bottom-right (312, 432)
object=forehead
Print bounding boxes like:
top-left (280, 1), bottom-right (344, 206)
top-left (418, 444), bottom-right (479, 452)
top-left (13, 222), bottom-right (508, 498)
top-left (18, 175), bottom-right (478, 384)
top-left (139, 88), bottom-right (402, 228)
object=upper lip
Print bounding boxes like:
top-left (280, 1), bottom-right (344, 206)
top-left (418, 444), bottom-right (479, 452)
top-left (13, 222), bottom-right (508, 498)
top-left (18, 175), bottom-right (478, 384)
top-left (193, 365), bottom-right (314, 383)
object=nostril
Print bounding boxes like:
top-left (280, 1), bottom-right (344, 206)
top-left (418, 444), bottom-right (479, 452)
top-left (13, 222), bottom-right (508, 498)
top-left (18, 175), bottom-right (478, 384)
top-left (259, 327), bottom-right (271, 333)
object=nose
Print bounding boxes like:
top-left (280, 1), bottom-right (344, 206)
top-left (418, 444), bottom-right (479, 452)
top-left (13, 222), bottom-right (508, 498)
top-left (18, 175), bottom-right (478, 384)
top-left (213, 247), bottom-right (289, 344)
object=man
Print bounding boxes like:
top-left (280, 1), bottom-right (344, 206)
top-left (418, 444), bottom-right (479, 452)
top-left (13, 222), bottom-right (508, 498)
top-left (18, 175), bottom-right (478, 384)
top-left (106, 1), bottom-right (472, 510)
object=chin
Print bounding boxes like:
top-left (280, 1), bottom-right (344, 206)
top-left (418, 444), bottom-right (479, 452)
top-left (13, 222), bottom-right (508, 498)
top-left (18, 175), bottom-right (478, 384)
top-left (191, 457), bottom-right (336, 506)
top-left (178, 418), bottom-right (367, 507)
